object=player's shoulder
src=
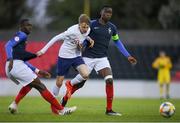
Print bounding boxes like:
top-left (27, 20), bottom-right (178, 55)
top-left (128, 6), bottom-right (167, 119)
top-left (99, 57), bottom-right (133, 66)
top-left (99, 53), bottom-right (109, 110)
top-left (67, 24), bottom-right (79, 33)
top-left (67, 24), bottom-right (78, 30)
top-left (108, 21), bottom-right (117, 29)
top-left (90, 19), bottom-right (98, 26)
top-left (90, 19), bottom-right (97, 23)
top-left (16, 31), bottom-right (27, 37)
top-left (13, 31), bottom-right (27, 42)
top-left (166, 56), bottom-right (171, 60)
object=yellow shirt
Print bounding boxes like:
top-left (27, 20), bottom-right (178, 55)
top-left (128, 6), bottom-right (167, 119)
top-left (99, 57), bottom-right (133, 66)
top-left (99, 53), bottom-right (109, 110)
top-left (152, 56), bottom-right (172, 83)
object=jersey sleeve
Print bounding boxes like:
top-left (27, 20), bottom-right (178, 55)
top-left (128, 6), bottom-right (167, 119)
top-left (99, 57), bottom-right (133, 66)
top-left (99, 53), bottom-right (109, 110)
top-left (152, 58), bottom-right (159, 69)
top-left (5, 32), bottom-right (27, 60)
top-left (40, 32), bottom-right (66, 53)
top-left (111, 24), bottom-right (130, 57)
top-left (111, 24), bottom-right (119, 41)
top-left (167, 57), bottom-right (172, 69)
top-left (40, 25), bottom-right (78, 54)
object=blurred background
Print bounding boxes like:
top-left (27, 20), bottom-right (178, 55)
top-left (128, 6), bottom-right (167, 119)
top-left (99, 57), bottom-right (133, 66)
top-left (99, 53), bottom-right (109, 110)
top-left (0, 0), bottom-right (180, 98)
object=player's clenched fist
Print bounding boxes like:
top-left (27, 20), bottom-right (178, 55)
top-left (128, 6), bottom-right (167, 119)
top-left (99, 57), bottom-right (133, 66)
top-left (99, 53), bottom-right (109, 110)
top-left (128, 56), bottom-right (137, 65)
top-left (87, 36), bottom-right (94, 48)
top-left (38, 70), bottom-right (51, 78)
top-left (36, 51), bottom-right (44, 57)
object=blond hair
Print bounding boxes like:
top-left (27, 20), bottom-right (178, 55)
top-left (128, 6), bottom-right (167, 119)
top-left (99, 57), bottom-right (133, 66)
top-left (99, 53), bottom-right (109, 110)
top-left (78, 14), bottom-right (90, 25)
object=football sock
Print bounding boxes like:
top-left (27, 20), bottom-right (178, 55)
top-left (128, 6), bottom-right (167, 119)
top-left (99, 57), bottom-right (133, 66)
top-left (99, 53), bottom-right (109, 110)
top-left (52, 84), bottom-right (60, 96)
top-left (166, 84), bottom-right (170, 98)
top-left (51, 104), bottom-right (59, 114)
top-left (62, 80), bottom-right (86, 106)
top-left (71, 74), bottom-right (85, 85)
top-left (40, 89), bottom-right (63, 110)
top-left (106, 82), bottom-right (114, 111)
top-left (15, 85), bottom-right (32, 104)
top-left (159, 84), bottom-right (163, 98)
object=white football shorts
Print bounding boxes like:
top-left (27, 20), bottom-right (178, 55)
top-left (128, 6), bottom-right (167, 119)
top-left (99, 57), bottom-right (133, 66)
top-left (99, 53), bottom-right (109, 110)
top-left (83, 57), bottom-right (111, 73)
top-left (5, 60), bottom-right (37, 86)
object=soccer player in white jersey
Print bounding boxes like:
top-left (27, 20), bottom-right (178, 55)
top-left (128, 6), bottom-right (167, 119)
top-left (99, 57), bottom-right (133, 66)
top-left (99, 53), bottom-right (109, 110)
top-left (37, 14), bottom-right (94, 97)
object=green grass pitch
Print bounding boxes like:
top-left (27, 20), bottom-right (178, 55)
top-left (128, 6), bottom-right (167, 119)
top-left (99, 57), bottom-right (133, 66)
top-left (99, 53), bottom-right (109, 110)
top-left (0, 96), bottom-right (179, 122)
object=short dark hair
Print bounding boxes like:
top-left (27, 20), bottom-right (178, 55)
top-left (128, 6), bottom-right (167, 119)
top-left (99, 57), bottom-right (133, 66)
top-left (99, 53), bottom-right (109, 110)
top-left (19, 19), bottom-right (29, 26)
top-left (101, 5), bottom-right (112, 10)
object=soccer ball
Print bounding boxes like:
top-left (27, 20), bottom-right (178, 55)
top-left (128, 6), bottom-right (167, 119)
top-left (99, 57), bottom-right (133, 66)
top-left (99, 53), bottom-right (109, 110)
top-left (159, 102), bottom-right (175, 118)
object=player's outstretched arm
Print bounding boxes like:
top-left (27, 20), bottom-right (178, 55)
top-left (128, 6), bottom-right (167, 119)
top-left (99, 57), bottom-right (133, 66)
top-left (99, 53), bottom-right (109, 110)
top-left (113, 39), bottom-right (137, 65)
top-left (25, 62), bottom-right (51, 78)
top-left (38, 70), bottom-right (51, 78)
top-left (37, 33), bottom-right (65, 56)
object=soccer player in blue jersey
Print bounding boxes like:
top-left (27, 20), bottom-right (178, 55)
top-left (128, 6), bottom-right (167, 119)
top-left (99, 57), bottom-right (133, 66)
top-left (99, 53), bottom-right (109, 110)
top-left (5, 19), bottom-right (76, 115)
top-left (61, 6), bottom-right (137, 116)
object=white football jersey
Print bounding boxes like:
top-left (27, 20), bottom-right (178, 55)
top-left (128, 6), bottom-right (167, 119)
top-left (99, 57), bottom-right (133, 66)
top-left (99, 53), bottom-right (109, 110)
top-left (40, 24), bottom-right (90, 58)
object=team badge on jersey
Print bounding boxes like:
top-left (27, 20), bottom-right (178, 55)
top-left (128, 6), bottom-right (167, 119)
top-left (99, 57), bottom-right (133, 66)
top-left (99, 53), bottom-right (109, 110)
top-left (14, 36), bottom-right (20, 42)
top-left (108, 28), bottom-right (112, 34)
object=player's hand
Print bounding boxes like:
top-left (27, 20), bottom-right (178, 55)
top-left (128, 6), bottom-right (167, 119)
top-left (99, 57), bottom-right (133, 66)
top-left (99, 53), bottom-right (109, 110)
top-left (8, 59), bottom-right (13, 72)
top-left (87, 37), bottom-right (94, 48)
top-left (78, 42), bottom-right (83, 49)
top-left (38, 70), bottom-right (51, 78)
top-left (128, 56), bottom-right (137, 65)
top-left (36, 51), bottom-right (44, 57)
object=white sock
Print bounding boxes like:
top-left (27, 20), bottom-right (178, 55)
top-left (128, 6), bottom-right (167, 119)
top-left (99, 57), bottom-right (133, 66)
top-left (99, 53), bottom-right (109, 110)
top-left (71, 74), bottom-right (85, 86)
top-left (52, 84), bottom-right (60, 96)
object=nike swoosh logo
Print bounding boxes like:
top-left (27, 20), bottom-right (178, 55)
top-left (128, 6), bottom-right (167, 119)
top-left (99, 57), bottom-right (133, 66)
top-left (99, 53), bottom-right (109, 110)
top-left (94, 27), bottom-right (99, 29)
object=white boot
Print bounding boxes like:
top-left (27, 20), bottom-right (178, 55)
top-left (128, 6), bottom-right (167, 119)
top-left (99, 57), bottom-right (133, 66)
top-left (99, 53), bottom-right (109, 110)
top-left (8, 101), bottom-right (18, 114)
top-left (59, 106), bottom-right (77, 115)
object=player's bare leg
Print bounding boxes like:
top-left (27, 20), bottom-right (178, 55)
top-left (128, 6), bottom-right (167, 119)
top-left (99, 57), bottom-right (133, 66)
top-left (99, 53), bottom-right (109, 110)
top-left (29, 78), bottom-right (76, 115)
top-left (165, 83), bottom-right (170, 99)
top-left (62, 64), bottom-right (89, 106)
top-left (9, 78), bottom-right (76, 115)
top-left (52, 76), bottom-right (64, 96)
top-left (66, 64), bottom-right (89, 98)
top-left (98, 67), bottom-right (121, 116)
top-left (77, 64), bottom-right (89, 80)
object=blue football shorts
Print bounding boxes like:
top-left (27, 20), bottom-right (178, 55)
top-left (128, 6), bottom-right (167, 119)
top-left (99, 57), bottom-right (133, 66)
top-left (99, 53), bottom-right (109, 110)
top-left (57, 56), bottom-right (85, 76)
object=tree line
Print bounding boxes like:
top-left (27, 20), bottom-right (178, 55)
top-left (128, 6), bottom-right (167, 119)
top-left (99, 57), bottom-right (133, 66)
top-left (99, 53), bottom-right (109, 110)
top-left (0, 0), bottom-right (179, 30)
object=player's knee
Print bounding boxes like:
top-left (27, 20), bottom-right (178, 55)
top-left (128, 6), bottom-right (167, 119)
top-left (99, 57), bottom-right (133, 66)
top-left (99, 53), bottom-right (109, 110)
top-left (105, 75), bottom-right (113, 84)
top-left (81, 72), bottom-right (89, 80)
top-left (56, 82), bottom-right (63, 87)
top-left (31, 82), bottom-right (46, 92)
top-left (40, 83), bottom-right (46, 90)
top-left (56, 79), bottom-right (63, 87)
top-left (106, 78), bottom-right (113, 84)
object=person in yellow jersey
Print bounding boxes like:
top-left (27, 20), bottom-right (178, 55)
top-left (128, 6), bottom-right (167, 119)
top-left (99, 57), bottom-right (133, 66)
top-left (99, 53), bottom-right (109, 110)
top-left (152, 51), bottom-right (172, 99)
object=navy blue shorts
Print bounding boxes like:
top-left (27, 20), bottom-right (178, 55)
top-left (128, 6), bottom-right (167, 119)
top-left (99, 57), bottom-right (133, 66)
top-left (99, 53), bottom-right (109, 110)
top-left (57, 56), bottom-right (85, 76)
